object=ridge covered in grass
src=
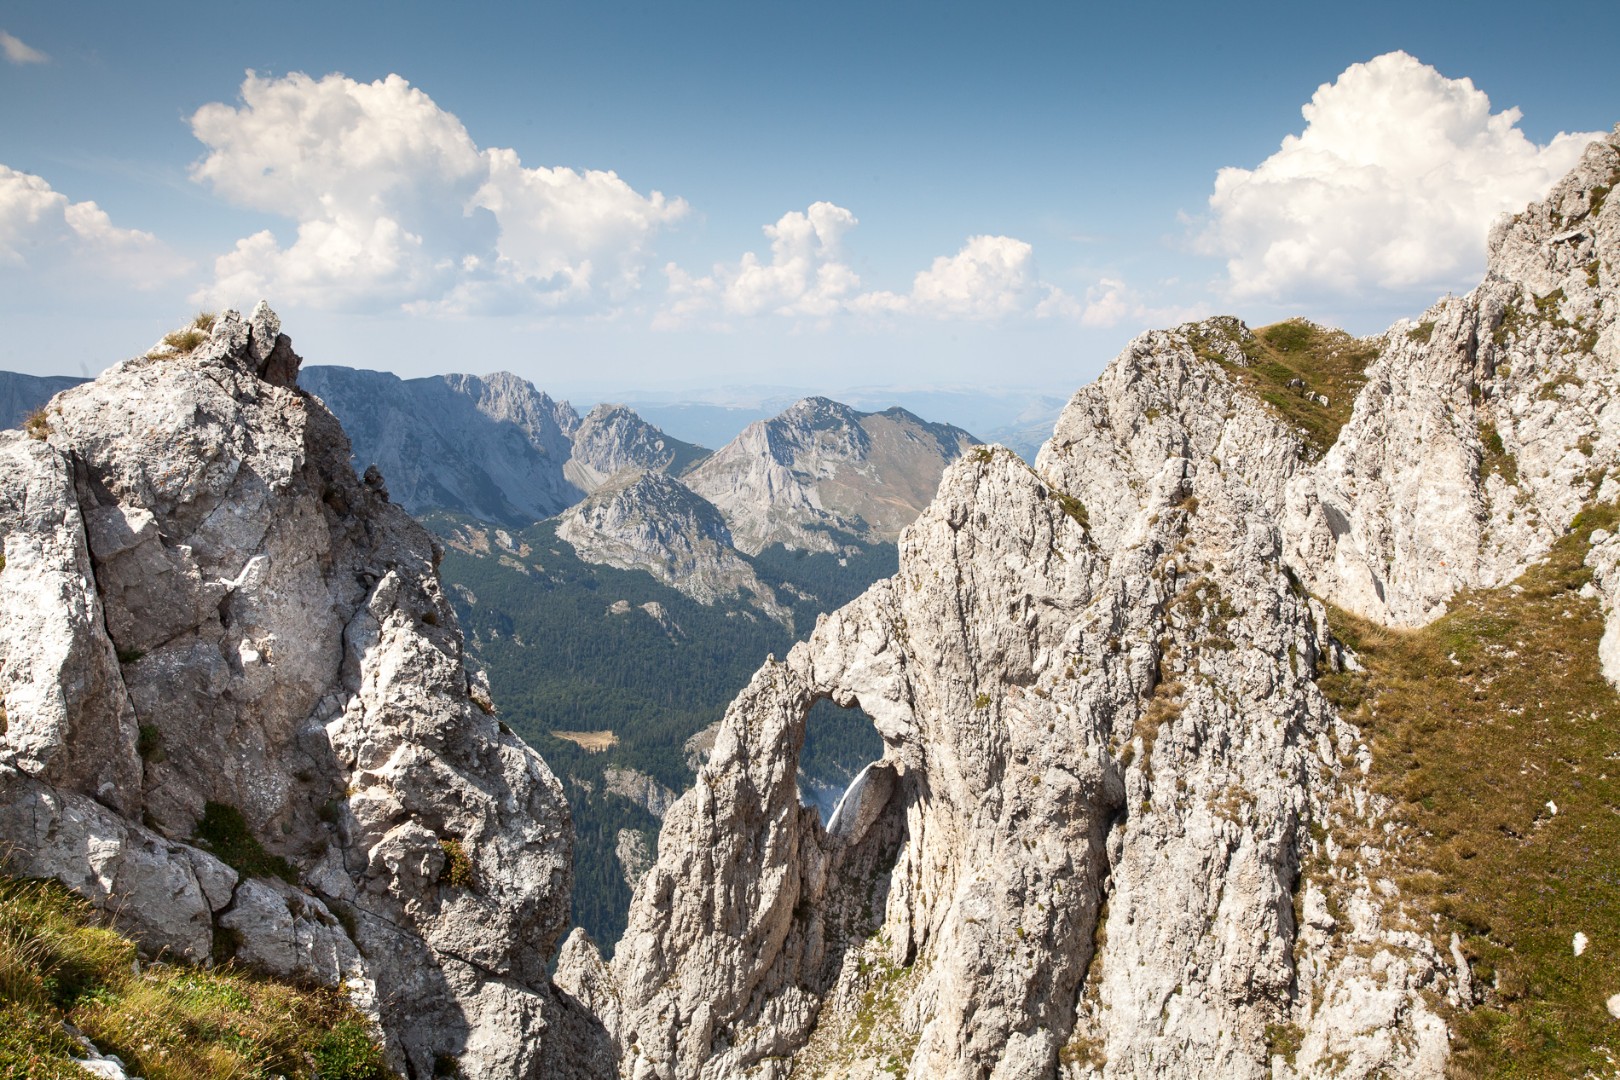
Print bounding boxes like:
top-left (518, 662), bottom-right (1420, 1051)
top-left (1191, 317), bottom-right (1381, 458)
top-left (1319, 503), bottom-right (1620, 1077)
top-left (0, 873), bottom-right (390, 1079)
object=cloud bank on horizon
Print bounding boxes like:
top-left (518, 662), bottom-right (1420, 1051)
top-left (0, 164), bottom-right (183, 284)
top-left (0, 50), bottom-right (1606, 360)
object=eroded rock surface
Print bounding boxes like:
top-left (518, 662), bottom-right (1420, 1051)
top-left (0, 309), bottom-right (609, 1078)
top-left (581, 128), bottom-right (1620, 1079)
top-left (684, 397), bottom-right (979, 555)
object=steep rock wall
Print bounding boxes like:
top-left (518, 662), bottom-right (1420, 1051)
top-left (0, 307), bottom-right (609, 1078)
top-left (576, 128), bottom-right (1620, 1079)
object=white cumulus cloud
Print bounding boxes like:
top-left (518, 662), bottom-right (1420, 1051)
top-left (190, 71), bottom-right (687, 313)
top-left (661, 206), bottom-right (1075, 327)
top-left (860, 234), bottom-right (1076, 320)
top-left (656, 202), bottom-right (863, 327)
top-left (0, 164), bottom-right (182, 285)
top-left (0, 31), bottom-right (47, 65)
top-left (1200, 51), bottom-right (1603, 303)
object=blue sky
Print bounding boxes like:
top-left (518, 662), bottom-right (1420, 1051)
top-left (2, 0), bottom-right (1617, 402)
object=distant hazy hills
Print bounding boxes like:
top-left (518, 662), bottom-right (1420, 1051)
top-left (300, 365), bottom-right (979, 619)
top-left (0, 372), bottom-right (87, 429)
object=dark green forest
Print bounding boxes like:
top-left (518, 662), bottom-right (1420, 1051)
top-left (426, 515), bottom-right (890, 950)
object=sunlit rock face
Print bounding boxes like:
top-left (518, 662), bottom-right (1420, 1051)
top-left (684, 396), bottom-right (980, 555)
top-left (0, 304), bottom-right (609, 1078)
top-left (563, 129), bottom-right (1620, 1079)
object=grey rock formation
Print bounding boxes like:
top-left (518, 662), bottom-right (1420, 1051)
top-left (603, 767), bottom-right (680, 821)
top-left (1282, 132), bottom-right (1620, 647)
top-left (684, 397), bottom-right (979, 554)
top-left (615, 828), bottom-right (655, 892)
top-left (302, 365), bottom-right (585, 527)
top-left (557, 470), bottom-right (790, 624)
top-left (0, 310), bottom-right (609, 1077)
top-left (582, 128), bottom-right (1620, 1080)
top-left (566, 403), bottom-right (710, 493)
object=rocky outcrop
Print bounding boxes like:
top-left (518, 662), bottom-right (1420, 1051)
top-left (1282, 131), bottom-right (1620, 632)
top-left (684, 397), bottom-right (979, 554)
top-left (557, 470), bottom-right (790, 624)
top-left (615, 828), bottom-right (655, 891)
top-left (580, 128), bottom-right (1620, 1079)
top-left (0, 306), bottom-right (608, 1078)
top-left (603, 767), bottom-right (680, 821)
top-left (566, 404), bottom-right (709, 493)
top-left (302, 365), bottom-right (585, 527)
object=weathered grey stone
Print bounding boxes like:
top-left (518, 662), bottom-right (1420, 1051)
top-left (597, 128), bottom-right (1620, 1080)
top-left (684, 396), bottom-right (979, 555)
top-left (0, 307), bottom-right (607, 1077)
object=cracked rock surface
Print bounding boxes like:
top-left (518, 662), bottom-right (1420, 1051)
top-left (565, 128), bottom-right (1620, 1079)
top-left (0, 306), bottom-right (609, 1078)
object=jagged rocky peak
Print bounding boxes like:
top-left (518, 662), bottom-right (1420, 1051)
top-left (301, 364), bottom-right (585, 527)
top-left (683, 394), bottom-right (980, 554)
top-left (565, 402), bottom-right (710, 494)
top-left (565, 130), bottom-right (1620, 1078)
top-left (0, 306), bottom-right (608, 1077)
top-left (1280, 125), bottom-right (1620, 631)
top-left (556, 469), bottom-right (790, 623)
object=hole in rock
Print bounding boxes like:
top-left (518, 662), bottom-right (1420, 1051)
top-left (799, 697), bottom-right (884, 825)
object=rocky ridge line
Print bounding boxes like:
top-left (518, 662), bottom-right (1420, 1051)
top-left (558, 128), bottom-right (1620, 1078)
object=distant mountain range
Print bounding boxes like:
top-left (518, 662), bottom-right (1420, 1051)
top-left (300, 365), bottom-right (979, 620)
top-left (0, 372), bottom-right (87, 430)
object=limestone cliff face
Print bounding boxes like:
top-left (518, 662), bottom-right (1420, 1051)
top-left (556, 470), bottom-right (790, 624)
top-left (0, 307), bottom-right (608, 1078)
top-left (1282, 132), bottom-right (1620, 632)
top-left (683, 397), bottom-right (979, 555)
top-left (567, 129), bottom-right (1620, 1079)
top-left (302, 365), bottom-right (586, 527)
top-left (565, 403), bottom-right (710, 494)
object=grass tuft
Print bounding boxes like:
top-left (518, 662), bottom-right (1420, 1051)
top-left (163, 327), bottom-right (208, 353)
top-left (438, 839), bottom-right (475, 890)
top-left (193, 802), bottom-right (298, 884)
top-left (1318, 501), bottom-right (1620, 1076)
top-left (0, 873), bottom-right (389, 1078)
top-left (1188, 318), bottom-right (1378, 459)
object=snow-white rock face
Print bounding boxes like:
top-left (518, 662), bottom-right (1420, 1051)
top-left (557, 470), bottom-right (790, 624)
top-left (302, 365), bottom-right (586, 527)
top-left (576, 128), bottom-right (1620, 1079)
top-left (566, 403), bottom-right (710, 494)
top-left (684, 397), bottom-right (979, 555)
top-left (0, 307), bottom-right (609, 1078)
